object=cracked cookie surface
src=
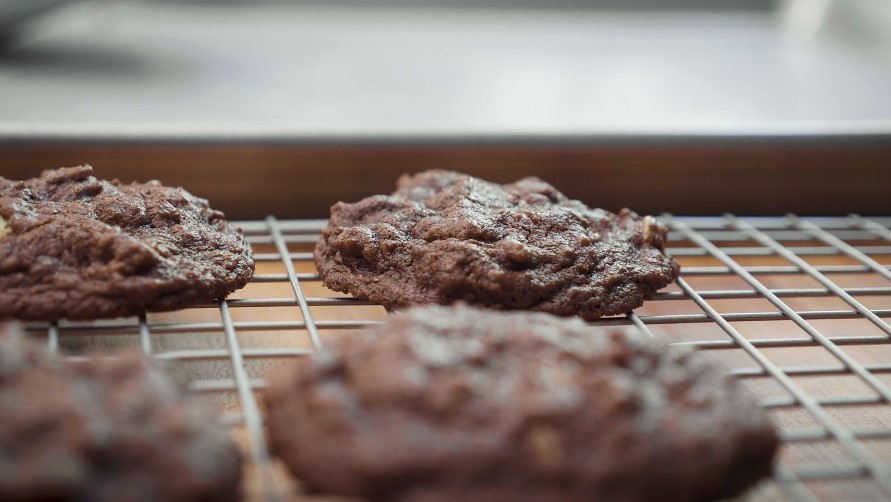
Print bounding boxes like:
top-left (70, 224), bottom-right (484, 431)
top-left (0, 166), bottom-right (254, 320)
top-left (315, 170), bottom-right (678, 320)
top-left (266, 305), bottom-right (778, 502)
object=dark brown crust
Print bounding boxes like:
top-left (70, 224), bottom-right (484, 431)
top-left (314, 170), bottom-right (679, 320)
top-left (265, 305), bottom-right (778, 502)
top-left (0, 322), bottom-right (242, 502)
top-left (0, 166), bottom-right (254, 320)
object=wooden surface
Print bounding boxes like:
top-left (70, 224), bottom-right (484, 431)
top-left (2, 140), bottom-right (891, 219)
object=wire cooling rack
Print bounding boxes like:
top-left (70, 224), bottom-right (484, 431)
top-left (22, 214), bottom-right (891, 502)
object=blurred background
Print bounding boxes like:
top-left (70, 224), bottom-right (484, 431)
top-left (1, 0), bottom-right (890, 218)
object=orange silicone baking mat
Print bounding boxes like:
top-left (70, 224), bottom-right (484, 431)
top-left (21, 215), bottom-right (891, 502)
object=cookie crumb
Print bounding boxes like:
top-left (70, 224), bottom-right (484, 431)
top-left (528, 424), bottom-right (564, 469)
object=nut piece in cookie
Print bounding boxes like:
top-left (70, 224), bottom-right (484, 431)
top-left (0, 166), bottom-right (254, 320)
top-left (315, 170), bottom-right (679, 320)
top-left (265, 305), bottom-right (778, 502)
top-left (0, 322), bottom-right (242, 502)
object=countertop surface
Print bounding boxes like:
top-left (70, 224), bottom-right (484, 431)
top-left (1, 2), bottom-right (891, 140)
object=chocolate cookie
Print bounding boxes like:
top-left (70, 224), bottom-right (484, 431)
top-left (265, 305), bottom-right (778, 502)
top-left (0, 322), bottom-right (242, 502)
top-left (315, 170), bottom-right (678, 320)
top-left (0, 166), bottom-right (254, 320)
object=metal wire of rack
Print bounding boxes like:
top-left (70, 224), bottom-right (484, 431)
top-left (22, 214), bottom-right (891, 502)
